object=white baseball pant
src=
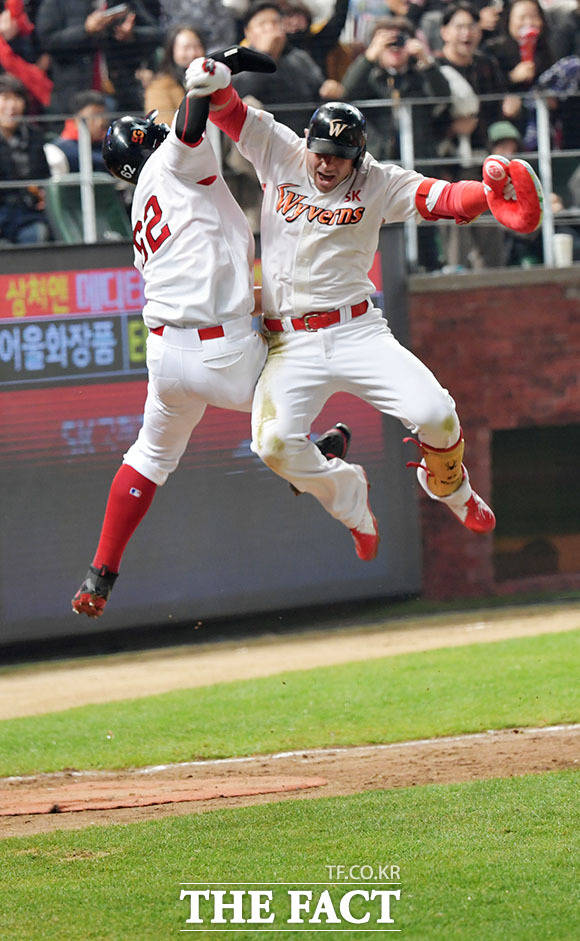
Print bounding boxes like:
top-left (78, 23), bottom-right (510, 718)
top-left (251, 306), bottom-right (460, 530)
top-left (124, 322), bottom-right (267, 485)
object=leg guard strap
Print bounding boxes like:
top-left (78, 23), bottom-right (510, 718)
top-left (405, 432), bottom-right (465, 497)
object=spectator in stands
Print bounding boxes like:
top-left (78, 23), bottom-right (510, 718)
top-left (1, 0), bottom-right (35, 62)
top-left (487, 115), bottom-right (520, 153)
top-left (478, 0), bottom-right (504, 45)
top-left (341, 16), bottom-right (450, 163)
top-left (483, 0), bottom-right (555, 137)
top-left (0, 74), bottom-right (51, 243)
top-left (419, 0), bottom-right (505, 54)
top-left (437, 1), bottom-right (505, 156)
top-left (535, 53), bottom-right (580, 199)
top-left (348, 0), bottom-right (422, 44)
top-left (35, 0), bottom-right (162, 115)
top-left (144, 23), bottom-right (206, 125)
top-left (484, 0), bottom-right (553, 90)
top-left (483, 0), bottom-right (560, 156)
top-left (44, 89), bottom-right (109, 176)
top-left (411, 0), bottom-right (444, 52)
top-left (160, 0), bottom-right (237, 52)
top-left (0, 0), bottom-right (52, 109)
top-left (221, 1), bottom-right (327, 227)
top-left (384, 0), bottom-right (425, 28)
top-left (280, 0), bottom-right (350, 78)
top-left (341, 15), bottom-right (450, 269)
top-left (233, 1), bottom-right (324, 133)
top-left (433, 3), bottom-right (505, 267)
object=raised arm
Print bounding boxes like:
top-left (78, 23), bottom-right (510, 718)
top-left (185, 47), bottom-right (276, 141)
top-left (416, 156), bottom-right (543, 234)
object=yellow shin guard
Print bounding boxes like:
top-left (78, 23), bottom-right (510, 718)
top-left (405, 433), bottom-right (465, 498)
top-left (421, 435), bottom-right (465, 497)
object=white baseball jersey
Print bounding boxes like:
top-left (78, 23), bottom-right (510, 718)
top-left (236, 106), bottom-right (426, 317)
top-left (132, 128), bottom-right (255, 330)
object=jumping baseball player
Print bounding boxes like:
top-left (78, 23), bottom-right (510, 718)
top-left (71, 48), bottom-right (351, 618)
top-left (184, 56), bottom-right (544, 562)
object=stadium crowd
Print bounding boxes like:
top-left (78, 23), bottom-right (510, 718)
top-left (0, 0), bottom-right (578, 267)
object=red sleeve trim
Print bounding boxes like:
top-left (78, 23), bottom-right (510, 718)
top-left (179, 135), bottom-right (204, 149)
top-left (416, 178), bottom-right (488, 224)
top-left (209, 87), bottom-right (247, 142)
top-left (415, 178), bottom-right (447, 221)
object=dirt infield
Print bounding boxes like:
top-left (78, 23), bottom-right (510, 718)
top-left (1, 603), bottom-right (578, 838)
top-left (2, 603), bottom-right (578, 719)
top-left (1, 726), bottom-right (577, 838)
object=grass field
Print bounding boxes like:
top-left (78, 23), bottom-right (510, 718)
top-left (0, 631), bottom-right (577, 776)
top-left (1, 625), bottom-right (578, 939)
top-left (1, 772), bottom-right (577, 939)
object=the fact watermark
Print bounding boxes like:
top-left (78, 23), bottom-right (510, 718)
top-left (179, 864), bottom-right (401, 931)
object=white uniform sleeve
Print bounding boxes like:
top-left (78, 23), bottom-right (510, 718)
top-left (160, 127), bottom-right (218, 182)
top-left (236, 106), bottom-right (301, 186)
top-left (377, 162), bottom-right (426, 224)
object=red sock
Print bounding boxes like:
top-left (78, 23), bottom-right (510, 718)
top-left (92, 465), bottom-right (157, 573)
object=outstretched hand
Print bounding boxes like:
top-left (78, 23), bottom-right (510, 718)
top-left (185, 57), bottom-right (232, 97)
top-left (483, 155), bottom-right (543, 234)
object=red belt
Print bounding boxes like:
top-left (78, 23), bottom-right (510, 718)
top-left (264, 300), bottom-right (369, 333)
top-left (150, 324), bottom-right (225, 340)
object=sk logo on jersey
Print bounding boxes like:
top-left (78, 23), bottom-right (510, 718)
top-left (276, 184), bottom-right (365, 225)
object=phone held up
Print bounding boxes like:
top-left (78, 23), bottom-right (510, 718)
top-left (102, 3), bottom-right (129, 20)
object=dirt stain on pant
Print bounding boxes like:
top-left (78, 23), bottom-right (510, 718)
top-left (253, 345), bottom-right (285, 461)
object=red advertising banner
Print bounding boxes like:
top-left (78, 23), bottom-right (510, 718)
top-left (0, 383), bottom-right (384, 470)
top-left (0, 268), bottom-right (145, 320)
top-left (0, 256), bottom-right (382, 321)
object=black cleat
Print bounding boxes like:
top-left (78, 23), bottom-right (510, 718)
top-left (71, 565), bottom-right (118, 618)
top-left (316, 422), bottom-right (351, 460)
top-left (290, 422), bottom-right (352, 495)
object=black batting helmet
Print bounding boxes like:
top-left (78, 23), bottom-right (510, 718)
top-left (102, 111), bottom-right (170, 184)
top-left (306, 102), bottom-right (367, 168)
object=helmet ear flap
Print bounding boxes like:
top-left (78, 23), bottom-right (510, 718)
top-left (353, 144), bottom-right (366, 169)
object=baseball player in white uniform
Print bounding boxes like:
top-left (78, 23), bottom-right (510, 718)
top-left (184, 56), bottom-right (543, 562)
top-left (71, 49), bottom-right (351, 617)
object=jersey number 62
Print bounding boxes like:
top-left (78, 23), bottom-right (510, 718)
top-left (133, 195), bottom-right (171, 263)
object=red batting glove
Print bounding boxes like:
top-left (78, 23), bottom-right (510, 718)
top-left (483, 155), bottom-right (543, 234)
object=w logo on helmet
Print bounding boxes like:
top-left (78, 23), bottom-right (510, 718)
top-left (329, 120), bottom-right (348, 137)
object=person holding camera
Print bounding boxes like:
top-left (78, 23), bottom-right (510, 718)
top-left (339, 17), bottom-right (452, 269)
top-left (36, 0), bottom-right (163, 114)
top-left (340, 17), bottom-right (451, 165)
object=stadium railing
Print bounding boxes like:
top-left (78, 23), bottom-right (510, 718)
top-left (0, 93), bottom-right (577, 270)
